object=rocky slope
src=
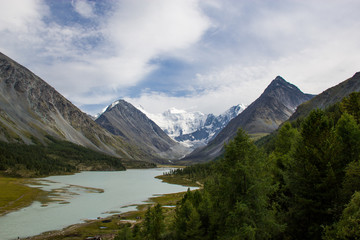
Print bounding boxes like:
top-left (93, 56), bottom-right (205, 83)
top-left (180, 76), bottom-right (314, 163)
top-left (289, 72), bottom-right (360, 121)
top-left (96, 100), bottom-right (190, 160)
top-left (0, 52), bottom-right (154, 162)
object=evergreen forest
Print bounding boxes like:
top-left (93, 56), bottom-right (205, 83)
top-left (0, 135), bottom-right (126, 177)
top-left (115, 92), bottom-right (360, 239)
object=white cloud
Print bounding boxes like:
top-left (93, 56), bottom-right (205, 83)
top-left (1, 0), bottom-right (360, 116)
top-left (126, 82), bottom-right (260, 116)
top-left (0, 0), bottom-right (47, 32)
top-left (72, 0), bottom-right (95, 18)
top-left (0, 0), bottom-right (211, 109)
top-left (105, 0), bottom-right (209, 55)
top-left (96, 0), bottom-right (210, 88)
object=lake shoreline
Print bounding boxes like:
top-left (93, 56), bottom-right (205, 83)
top-left (24, 191), bottom-right (185, 240)
top-left (0, 168), bottom-right (197, 240)
top-left (0, 177), bottom-right (47, 217)
top-left (23, 172), bottom-right (199, 240)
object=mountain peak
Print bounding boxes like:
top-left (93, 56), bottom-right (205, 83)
top-left (180, 76), bottom-right (313, 163)
top-left (0, 51), bottom-right (155, 161)
top-left (264, 76), bottom-right (301, 95)
top-left (353, 72), bottom-right (360, 78)
top-left (274, 75), bottom-right (286, 82)
top-left (270, 75), bottom-right (290, 86)
top-left (109, 99), bottom-right (126, 109)
top-left (96, 99), bottom-right (190, 161)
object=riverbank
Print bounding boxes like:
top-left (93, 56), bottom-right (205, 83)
top-left (0, 165), bottom-right (162, 217)
top-left (0, 168), bottom-right (199, 240)
top-left (0, 168), bottom-right (199, 218)
top-left (23, 172), bottom-right (200, 240)
top-left (0, 177), bottom-right (46, 216)
top-left (25, 191), bottom-right (189, 240)
top-left (156, 174), bottom-right (202, 187)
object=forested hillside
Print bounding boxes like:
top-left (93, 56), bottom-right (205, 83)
top-left (0, 136), bottom-right (155, 177)
top-left (114, 92), bottom-right (360, 239)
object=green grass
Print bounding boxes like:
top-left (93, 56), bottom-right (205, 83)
top-left (156, 174), bottom-right (201, 187)
top-left (0, 176), bottom-right (43, 216)
top-left (148, 191), bottom-right (188, 206)
top-left (249, 132), bottom-right (270, 141)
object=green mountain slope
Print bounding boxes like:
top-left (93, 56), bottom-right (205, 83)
top-left (289, 72), bottom-right (360, 121)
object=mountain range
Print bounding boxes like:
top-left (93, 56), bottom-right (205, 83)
top-left (180, 76), bottom-right (315, 163)
top-left (1, 51), bottom-right (359, 168)
top-left (0, 52), bottom-right (177, 164)
top-left (139, 104), bottom-right (245, 149)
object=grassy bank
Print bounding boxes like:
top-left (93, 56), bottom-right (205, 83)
top-left (27, 191), bottom-right (189, 240)
top-left (155, 174), bottom-right (201, 187)
top-left (0, 176), bottom-right (45, 216)
top-left (1, 170), bottom-right (199, 239)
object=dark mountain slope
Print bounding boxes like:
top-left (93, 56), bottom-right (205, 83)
top-left (180, 76), bottom-right (314, 163)
top-left (289, 72), bottom-right (360, 121)
top-left (0, 52), bottom-right (153, 162)
top-left (96, 100), bottom-right (190, 160)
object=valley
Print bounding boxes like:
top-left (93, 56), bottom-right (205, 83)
top-left (0, 1), bottom-right (359, 239)
top-left (0, 50), bottom-right (360, 239)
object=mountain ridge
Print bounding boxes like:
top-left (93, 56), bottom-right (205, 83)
top-left (96, 100), bottom-right (191, 161)
top-left (180, 76), bottom-right (314, 163)
top-left (289, 72), bottom-right (360, 121)
top-left (0, 52), bottom-right (154, 162)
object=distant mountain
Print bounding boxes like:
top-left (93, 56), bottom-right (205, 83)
top-left (289, 72), bottom-right (360, 121)
top-left (174, 104), bottom-right (246, 148)
top-left (180, 76), bottom-right (314, 163)
top-left (140, 107), bottom-right (207, 140)
top-left (96, 100), bottom-right (191, 160)
top-left (0, 52), bottom-right (154, 162)
top-left (139, 105), bottom-right (245, 149)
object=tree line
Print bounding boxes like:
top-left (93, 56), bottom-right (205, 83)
top-left (0, 135), bottom-right (125, 177)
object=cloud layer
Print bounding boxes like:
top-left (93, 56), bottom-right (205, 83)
top-left (0, 0), bottom-right (360, 115)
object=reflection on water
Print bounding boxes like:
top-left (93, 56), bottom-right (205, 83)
top-left (0, 168), bottom-right (195, 240)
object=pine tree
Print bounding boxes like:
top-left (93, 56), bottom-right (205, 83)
top-left (286, 110), bottom-right (339, 239)
top-left (341, 92), bottom-right (360, 124)
top-left (205, 129), bottom-right (282, 239)
top-left (324, 191), bottom-right (360, 239)
top-left (143, 204), bottom-right (164, 240)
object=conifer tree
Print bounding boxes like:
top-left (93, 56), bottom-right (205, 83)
top-left (286, 110), bottom-right (338, 239)
top-left (143, 204), bottom-right (164, 240)
top-left (324, 191), bottom-right (360, 239)
top-left (205, 129), bottom-right (282, 239)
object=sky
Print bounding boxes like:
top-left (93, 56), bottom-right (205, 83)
top-left (0, 0), bottom-right (360, 116)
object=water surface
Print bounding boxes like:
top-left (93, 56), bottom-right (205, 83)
top-left (0, 168), bottom-right (194, 240)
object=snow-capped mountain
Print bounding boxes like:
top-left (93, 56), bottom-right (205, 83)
top-left (138, 104), bottom-right (246, 149)
top-left (138, 107), bottom-right (207, 138)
